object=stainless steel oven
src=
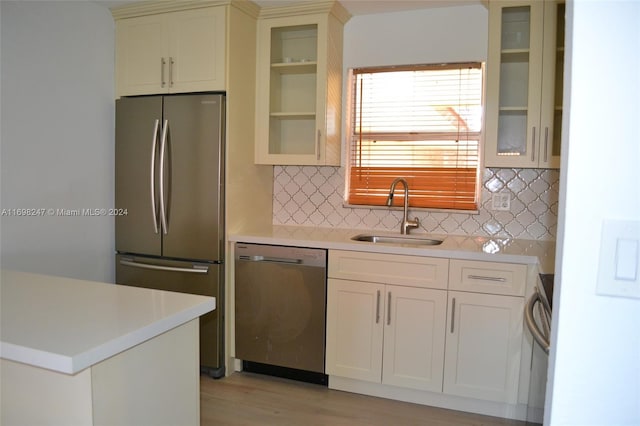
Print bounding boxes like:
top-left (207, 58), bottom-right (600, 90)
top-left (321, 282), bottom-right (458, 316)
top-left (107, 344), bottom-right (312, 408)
top-left (234, 243), bottom-right (327, 383)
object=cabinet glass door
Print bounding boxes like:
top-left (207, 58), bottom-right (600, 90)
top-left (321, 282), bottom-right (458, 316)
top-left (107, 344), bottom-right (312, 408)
top-left (268, 24), bottom-right (318, 156)
top-left (497, 6), bottom-right (532, 157)
top-left (551, 2), bottom-right (565, 158)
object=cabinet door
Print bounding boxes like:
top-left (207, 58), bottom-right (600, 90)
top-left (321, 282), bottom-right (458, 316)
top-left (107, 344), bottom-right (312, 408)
top-left (538, 1), bottom-right (564, 169)
top-left (168, 7), bottom-right (226, 93)
top-left (485, 0), bottom-right (544, 168)
top-left (115, 7), bottom-right (226, 97)
top-left (255, 11), bottom-right (343, 166)
top-left (116, 14), bottom-right (169, 97)
top-left (382, 286), bottom-right (447, 392)
top-left (325, 279), bottom-right (384, 383)
top-left (443, 291), bottom-right (523, 403)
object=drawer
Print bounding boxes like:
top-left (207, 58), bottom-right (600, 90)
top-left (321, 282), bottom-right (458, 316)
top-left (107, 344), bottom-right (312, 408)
top-left (449, 259), bottom-right (527, 296)
top-left (328, 250), bottom-right (448, 289)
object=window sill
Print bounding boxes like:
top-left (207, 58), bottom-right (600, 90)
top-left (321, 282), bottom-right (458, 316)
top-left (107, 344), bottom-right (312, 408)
top-left (342, 202), bottom-right (480, 215)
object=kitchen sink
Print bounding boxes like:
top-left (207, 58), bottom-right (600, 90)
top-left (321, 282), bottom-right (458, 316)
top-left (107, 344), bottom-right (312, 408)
top-left (351, 234), bottom-right (444, 246)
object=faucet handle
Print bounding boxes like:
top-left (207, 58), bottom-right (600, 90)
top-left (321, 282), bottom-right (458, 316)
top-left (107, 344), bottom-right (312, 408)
top-left (404, 217), bottom-right (420, 234)
top-left (409, 217), bottom-right (419, 229)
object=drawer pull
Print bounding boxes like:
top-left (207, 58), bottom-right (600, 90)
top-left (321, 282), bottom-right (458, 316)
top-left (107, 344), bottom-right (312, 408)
top-left (387, 291), bottom-right (392, 325)
top-left (468, 274), bottom-right (507, 282)
top-left (375, 290), bottom-right (381, 324)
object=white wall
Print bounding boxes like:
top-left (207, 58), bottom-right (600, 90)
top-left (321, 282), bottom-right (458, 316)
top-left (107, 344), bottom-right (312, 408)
top-left (548, 2), bottom-right (640, 424)
top-left (344, 4), bottom-right (487, 68)
top-left (0, 1), bottom-right (115, 282)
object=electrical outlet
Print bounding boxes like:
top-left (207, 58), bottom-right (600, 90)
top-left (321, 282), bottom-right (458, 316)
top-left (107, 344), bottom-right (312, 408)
top-left (492, 193), bottom-right (511, 211)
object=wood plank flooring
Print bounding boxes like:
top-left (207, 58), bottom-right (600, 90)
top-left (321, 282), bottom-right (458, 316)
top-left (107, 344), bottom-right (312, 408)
top-left (200, 372), bottom-right (530, 426)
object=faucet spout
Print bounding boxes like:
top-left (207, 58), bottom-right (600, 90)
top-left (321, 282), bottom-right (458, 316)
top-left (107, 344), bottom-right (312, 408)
top-left (386, 177), bottom-right (419, 235)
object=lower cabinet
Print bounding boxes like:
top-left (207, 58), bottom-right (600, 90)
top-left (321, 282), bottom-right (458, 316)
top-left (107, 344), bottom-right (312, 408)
top-left (326, 278), bottom-right (447, 392)
top-left (443, 291), bottom-right (524, 403)
top-left (326, 250), bottom-right (530, 417)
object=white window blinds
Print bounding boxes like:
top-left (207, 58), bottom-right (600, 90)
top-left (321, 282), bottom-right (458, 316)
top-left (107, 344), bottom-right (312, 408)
top-left (348, 62), bottom-right (483, 210)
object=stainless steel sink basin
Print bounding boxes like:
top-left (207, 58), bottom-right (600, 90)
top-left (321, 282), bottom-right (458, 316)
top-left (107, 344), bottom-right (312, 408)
top-left (351, 234), bottom-right (443, 246)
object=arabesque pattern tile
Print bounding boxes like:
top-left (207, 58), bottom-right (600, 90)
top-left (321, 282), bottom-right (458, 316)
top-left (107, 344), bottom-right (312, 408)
top-left (273, 166), bottom-right (559, 241)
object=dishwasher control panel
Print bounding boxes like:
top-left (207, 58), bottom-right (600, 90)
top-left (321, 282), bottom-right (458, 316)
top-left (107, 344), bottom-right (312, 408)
top-left (235, 243), bottom-right (326, 268)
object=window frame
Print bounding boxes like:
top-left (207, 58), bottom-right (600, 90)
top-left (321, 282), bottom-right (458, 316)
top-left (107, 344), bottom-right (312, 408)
top-left (344, 62), bottom-right (485, 212)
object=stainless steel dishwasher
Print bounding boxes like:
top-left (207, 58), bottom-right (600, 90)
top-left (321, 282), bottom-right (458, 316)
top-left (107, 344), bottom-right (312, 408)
top-left (234, 243), bottom-right (327, 383)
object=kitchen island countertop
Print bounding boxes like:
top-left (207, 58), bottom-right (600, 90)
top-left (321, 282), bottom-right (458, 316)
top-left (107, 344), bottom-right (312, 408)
top-left (0, 269), bottom-right (215, 374)
top-left (230, 225), bottom-right (556, 274)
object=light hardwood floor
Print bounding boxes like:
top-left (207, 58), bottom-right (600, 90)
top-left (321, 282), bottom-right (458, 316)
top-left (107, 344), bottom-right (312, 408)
top-left (200, 372), bottom-right (530, 426)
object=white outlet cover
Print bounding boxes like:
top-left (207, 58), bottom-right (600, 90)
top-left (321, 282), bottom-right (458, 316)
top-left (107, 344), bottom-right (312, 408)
top-left (597, 219), bottom-right (640, 299)
top-left (492, 193), bottom-right (510, 211)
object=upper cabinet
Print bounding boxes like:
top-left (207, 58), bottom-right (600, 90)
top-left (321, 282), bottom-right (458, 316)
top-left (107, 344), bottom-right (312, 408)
top-left (485, 0), bottom-right (565, 168)
top-left (254, 2), bottom-right (350, 165)
top-left (115, 6), bottom-right (226, 97)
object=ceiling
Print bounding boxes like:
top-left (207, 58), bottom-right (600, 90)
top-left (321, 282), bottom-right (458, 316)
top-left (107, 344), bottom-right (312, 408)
top-left (102, 0), bottom-right (484, 16)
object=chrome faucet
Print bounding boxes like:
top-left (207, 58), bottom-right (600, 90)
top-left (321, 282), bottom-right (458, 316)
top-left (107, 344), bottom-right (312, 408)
top-left (386, 177), bottom-right (419, 235)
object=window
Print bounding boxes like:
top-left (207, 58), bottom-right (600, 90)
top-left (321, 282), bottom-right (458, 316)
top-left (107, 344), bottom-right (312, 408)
top-left (347, 62), bottom-right (483, 211)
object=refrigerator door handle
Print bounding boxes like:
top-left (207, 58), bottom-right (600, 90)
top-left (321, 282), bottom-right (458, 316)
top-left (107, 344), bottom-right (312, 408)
top-left (150, 119), bottom-right (160, 234)
top-left (159, 119), bottom-right (169, 235)
top-left (119, 259), bottom-right (209, 274)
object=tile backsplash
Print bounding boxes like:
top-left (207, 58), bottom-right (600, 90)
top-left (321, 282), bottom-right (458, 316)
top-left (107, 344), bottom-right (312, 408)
top-left (273, 166), bottom-right (559, 241)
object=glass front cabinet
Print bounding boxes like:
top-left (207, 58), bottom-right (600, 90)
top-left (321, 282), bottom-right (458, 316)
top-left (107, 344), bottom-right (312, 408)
top-left (485, 0), bottom-right (565, 168)
top-left (254, 3), bottom-right (349, 165)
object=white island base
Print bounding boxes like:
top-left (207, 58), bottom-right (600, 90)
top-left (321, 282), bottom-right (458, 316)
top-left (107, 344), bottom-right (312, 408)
top-left (0, 270), bottom-right (215, 426)
top-left (2, 320), bottom-right (199, 426)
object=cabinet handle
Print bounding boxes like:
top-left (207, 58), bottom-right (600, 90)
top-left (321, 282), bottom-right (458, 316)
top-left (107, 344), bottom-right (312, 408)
top-left (316, 130), bottom-right (321, 161)
top-left (375, 290), bottom-right (381, 324)
top-left (531, 127), bottom-right (536, 162)
top-left (161, 57), bottom-right (166, 88)
top-left (543, 127), bottom-right (549, 163)
top-left (467, 274), bottom-right (506, 282)
top-left (169, 57), bottom-right (175, 87)
top-left (387, 291), bottom-right (392, 325)
top-left (450, 297), bottom-right (456, 333)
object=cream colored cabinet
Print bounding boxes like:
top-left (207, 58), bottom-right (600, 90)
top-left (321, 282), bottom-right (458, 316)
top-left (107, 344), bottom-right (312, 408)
top-left (254, 3), bottom-right (349, 165)
top-left (444, 259), bottom-right (526, 404)
top-left (326, 251), bottom-right (448, 392)
top-left (326, 278), bottom-right (384, 383)
top-left (115, 6), bottom-right (226, 97)
top-left (326, 252), bottom-right (530, 411)
top-left (382, 285), bottom-right (448, 391)
top-left (443, 291), bottom-right (524, 403)
top-left (485, 0), bottom-right (565, 168)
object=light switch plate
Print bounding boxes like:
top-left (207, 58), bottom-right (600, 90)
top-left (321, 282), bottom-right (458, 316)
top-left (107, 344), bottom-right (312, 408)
top-left (597, 219), bottom-right (640, 299)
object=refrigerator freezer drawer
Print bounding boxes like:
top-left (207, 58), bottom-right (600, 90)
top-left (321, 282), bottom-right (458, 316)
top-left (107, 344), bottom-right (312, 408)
top-left (116, 254), bottom-right (224, 377)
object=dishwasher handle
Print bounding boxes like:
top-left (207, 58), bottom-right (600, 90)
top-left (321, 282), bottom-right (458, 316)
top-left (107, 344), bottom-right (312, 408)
top-left (238, 255), bottom-right (302, 265)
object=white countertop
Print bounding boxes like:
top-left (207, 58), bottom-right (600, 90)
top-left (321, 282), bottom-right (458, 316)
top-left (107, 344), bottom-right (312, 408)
top-left (0, 270), bottom-right (215, 375)
top-left (230, 225), bottom-right (556, 274)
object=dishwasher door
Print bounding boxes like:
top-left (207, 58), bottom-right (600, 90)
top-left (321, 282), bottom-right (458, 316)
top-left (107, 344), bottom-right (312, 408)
top-left (234, 243), bottom-right (327, 374)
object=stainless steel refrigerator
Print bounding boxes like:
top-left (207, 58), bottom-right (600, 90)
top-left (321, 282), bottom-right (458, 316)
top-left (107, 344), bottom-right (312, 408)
top-left (115, 93), bottom-right (225, 378)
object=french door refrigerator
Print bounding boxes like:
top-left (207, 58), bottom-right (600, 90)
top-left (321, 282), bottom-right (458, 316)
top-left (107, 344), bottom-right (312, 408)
top-left (115, 93), bottom-right (225, 378)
